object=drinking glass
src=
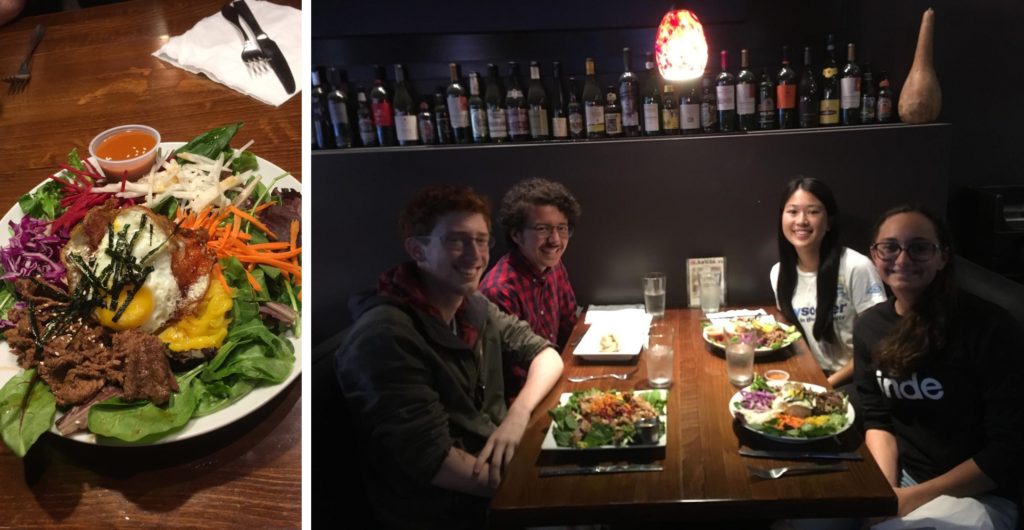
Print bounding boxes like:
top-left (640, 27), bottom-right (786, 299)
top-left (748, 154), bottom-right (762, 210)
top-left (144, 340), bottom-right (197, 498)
top-left (726, 332), bottom-right (756, 387)
top-left (643, 272), bottom-right (667, 319)
top-left (646, 323), bottom-right (675, 388)
top-left (699, 270), bottom-right (722, 314)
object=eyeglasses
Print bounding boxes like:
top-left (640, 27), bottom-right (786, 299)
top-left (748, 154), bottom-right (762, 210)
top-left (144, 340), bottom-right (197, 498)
top-left (421, 233), bottom-right (495, 252)
top-left (870, 241), bottom-right (943, 262)
top-left (529, 224), bottom-right (573, 239)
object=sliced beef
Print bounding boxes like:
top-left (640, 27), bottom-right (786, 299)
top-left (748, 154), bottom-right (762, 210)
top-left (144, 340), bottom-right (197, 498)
top-left (115, 330), bottom-right (179, 406)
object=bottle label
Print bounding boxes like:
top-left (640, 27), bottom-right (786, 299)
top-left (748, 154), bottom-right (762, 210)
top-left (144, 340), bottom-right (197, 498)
top-left (508, 108), bottom-right (529, 136)
top-left (585, 105), bottom-right (606, 133)
top-left (681, 103), bottom-right (700, 130)
top-left (716, 85), bottom-right (736, 110)
top-left (861, 96), bottom-right (877, 122)
top-left (621, 92), bottom-right (638, 127)
top-left (470, 107), bottom-right (489, 139)
top-left (528, 107), bottom-right (549, 137)
top-left (328, 100), bottom-right (350, 126)
top-left (605, 112), bottom-right (622, 135)
top-left (569, 111), bottom-right (584, 135)
top-left (661, 108), bottom-right (679, 130)
top-left (820, 99), bottom-right (840, 124)
top-left (418, 118), bottom-right (435, 144)
top-left (840, 77), bottom-right (861, 109)
top-left (552, 116), bottom-right (568, 138)
top-left (395, 114), bottom-right (418, 143)
top-left (757, 96), bottom-right (775, 113)
top-left (736, 83), bottom-right (755, 114)
top-left (488, 107), bottom-right (508, 138)
top-left (701, 101), bottom-right (717, 128)
top-left (358, 118), bottom-right (376, 144)
top-left (877, 96), bottom-right (892, 121)
top-left (372, 101), bottom-right (394, 127)
top-left (447, 95), bottom-right (469, 128)
top-left (643, 102), bottom-right (660, 132)
top-left (776, 85), bottom-right (797, 109)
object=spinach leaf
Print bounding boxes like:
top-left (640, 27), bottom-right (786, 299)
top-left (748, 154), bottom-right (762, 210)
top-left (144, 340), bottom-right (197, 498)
top-left (193, 377), bottom-right (256, 417)
top-left (175, 123), bottom-right (242, 163)
top-left (87, 365), bottom-right (203, 442)
top-left (581, 422), bottom-right (614, 448)
top-left (231, 151), bottom-right (259, 173)
top-left (17, 180), bottom-right (65, 220)
top-left (0, 369), bottom-right (56, 457)
top-left (203, 319), bottom-right (295, 384)
top-left (0, 278), bottom-right (15, 320)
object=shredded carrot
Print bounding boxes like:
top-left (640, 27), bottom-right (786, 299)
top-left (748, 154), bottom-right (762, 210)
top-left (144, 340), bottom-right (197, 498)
top-left (228, 205), bottom-right (271, 235)
top-left (244, 268), bottom-right (262, 292)
top-left (775, 414), bottom-right (805, 429)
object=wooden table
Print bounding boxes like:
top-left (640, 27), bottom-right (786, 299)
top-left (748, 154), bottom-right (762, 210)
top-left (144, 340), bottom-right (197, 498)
top-left (489, 308), bottom-right (897, 528)
top-left (0, 1), bottom-right (301, 527)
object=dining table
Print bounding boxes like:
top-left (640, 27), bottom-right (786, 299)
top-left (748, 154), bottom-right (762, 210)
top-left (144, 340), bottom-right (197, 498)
top-left (0, 0), bottom-right (301, 527)
top-left (488, 307), bottom-right (898, 528)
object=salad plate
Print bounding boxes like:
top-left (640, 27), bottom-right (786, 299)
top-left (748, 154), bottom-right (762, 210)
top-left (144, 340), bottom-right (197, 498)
top-left (702, 312), bottom-right (802, 356)
top-left (729, 378), bottom-right (853, 443)
top-left (0, 135), bottom-right (301, 448)
top-left (543, 389), bottom-right (668, 450)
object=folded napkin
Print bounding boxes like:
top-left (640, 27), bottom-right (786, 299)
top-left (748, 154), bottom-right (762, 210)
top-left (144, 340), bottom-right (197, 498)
top-left (584, 304), bottom-right (652, 328)
top-left (153, 1), bottom-right (301, 107)
top-left (705, 308), bottom-right (767, 321)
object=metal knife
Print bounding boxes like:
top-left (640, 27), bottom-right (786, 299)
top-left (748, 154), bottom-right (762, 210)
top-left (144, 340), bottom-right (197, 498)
top-left (739, 448), bottom-right (863, 461)
top-left (538, 464), bottom-right (663, 477)
top-left (232, 0), bottom-right (296, 94)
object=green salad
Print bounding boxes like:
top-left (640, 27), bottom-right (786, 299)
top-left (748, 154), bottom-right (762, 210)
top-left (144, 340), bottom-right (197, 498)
top-left (548, 388), bottom-right (667, 448)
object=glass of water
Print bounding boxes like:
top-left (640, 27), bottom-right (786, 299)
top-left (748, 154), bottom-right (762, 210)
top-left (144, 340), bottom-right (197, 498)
top-left (643, 272), bottom-right (667, 319)
top-left (726, 331), bottom-right (756, 387)
top-left (699, 270), bottom-right (722, 314)
top-left (646, 322), bottom-right (675, 388)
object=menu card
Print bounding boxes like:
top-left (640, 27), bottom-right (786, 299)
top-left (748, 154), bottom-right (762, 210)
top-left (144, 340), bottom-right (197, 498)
top-left (686, 257), bottom-right (726, 308)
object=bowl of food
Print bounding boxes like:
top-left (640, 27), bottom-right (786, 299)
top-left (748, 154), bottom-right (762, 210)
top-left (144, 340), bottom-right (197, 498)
top-left (88, 124), bottom-right (161, 181)
top-left (764, 369), bottom-right (790, 382)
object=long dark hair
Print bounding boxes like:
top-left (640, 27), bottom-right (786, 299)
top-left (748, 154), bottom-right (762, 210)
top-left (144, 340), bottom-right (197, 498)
top-left (776, 177), bottom-right (842, 344)
top-left (871, 206), bottom-right (957, 379)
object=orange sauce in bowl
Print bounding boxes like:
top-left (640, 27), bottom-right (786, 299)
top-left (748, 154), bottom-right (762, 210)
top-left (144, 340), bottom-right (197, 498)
top-left (96, 129), bottom-right (157, 161)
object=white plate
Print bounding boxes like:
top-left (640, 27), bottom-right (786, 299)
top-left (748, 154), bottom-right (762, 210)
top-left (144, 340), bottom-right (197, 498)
top-left (542, 389), bottom-right (668, 450)
top-left (702, 312), bottom-right (802, 357)
top-left (0, 141), bottom-right (301, 446)
top-left (728, 381), bottom-right (854, 444)
top-left (572, 324), bottom-right (645, 362)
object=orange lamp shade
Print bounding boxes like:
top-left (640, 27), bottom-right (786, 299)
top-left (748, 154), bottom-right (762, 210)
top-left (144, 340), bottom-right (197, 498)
top-left (655, 9), bottom-right (709, 81)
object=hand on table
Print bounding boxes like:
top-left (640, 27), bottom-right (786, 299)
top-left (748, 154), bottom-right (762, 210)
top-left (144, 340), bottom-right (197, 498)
top-left (473, 406), bottom-right (530, 489)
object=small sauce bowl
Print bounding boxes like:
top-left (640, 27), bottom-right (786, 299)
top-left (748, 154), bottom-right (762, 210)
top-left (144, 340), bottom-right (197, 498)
top-left (89, 124), bottom-right (161, 181)
top-left (764, 369), bottom-right (790, 383)
top-left (633, 418), bottom-right (661, 445)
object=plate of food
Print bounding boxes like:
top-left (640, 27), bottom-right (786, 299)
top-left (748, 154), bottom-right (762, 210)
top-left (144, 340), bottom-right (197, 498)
top-left (572, 324), bottom-right (645, 362)
top-left (702, 312), bottom-right (802, 356)
top-left (729, 374), bottom-right (853, 443)
top-left (0, 123), bottom-right (301, 456)
top-left (544, 388), bottom-right (667, 450)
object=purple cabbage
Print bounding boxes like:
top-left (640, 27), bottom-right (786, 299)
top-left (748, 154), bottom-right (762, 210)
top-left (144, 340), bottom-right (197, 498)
top-left (0, 215), bottom-right (70, 286)
top-left (739, 389), bottom-right (776, 412)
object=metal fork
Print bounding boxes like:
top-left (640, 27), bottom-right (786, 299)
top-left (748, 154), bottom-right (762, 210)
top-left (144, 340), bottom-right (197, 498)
top-left (3, 24), bottom-right (46, 94)
top-left (220, 4), bottom-right (267, 75)
top-left (567, 369), bottom-right (637, 383)
top-left (747, 464), bottom-right (847, 479)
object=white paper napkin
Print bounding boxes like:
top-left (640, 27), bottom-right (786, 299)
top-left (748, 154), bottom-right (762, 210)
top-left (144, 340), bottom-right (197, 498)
top-left (153, 1), bottom-right (301, 107)
top-left (705, 308), bottom-right (767, 322)
top-left (584, 304), bottom-right (652, 328)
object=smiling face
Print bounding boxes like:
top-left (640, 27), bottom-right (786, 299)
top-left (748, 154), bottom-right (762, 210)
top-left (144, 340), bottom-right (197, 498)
top-left (781, 189), bottom-right (829, 259)
top-left (872, 212), bottom-right (948, 301)
top-left (511, 204), bottom-right (570, 272)
top-left (408, 211), bottom-right (490, 300)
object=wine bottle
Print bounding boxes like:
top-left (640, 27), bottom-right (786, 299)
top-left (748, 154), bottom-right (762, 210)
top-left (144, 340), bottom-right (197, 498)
top-left (567, 77), bottom-right (585, 140)
top-left (681, 86), bottom-right (700, 134)
top-left (736, 49), bottom-right (756, 131)
top-left (619, 47), bottom-right (641, 136)
top-left (819, 35), bottom-right (840, 126)
top-left (700, 74), bottom-right (718, 133)
top-left (434, 88), bottom-right (454, 144)
top-left (582, 57), bottom-right (606, 138)
top-left (505, 62), bottom-right (530, 141)
top-left (326, 67), bottom-right (351, 148)
top-left (551, 62), bottom-right (569, 140)
top-left (776, 46), bottom-right (797, 129)
top-left (417, 101), bottom-right (436, 145)
top-left (798, 46), bottom-right (819, 128)
top-left (641, 52), bottom-right (662, 136)
top-left (716, 50), bottom-right (736, 132)
top-left (527, 61), bottom-right (550, 140)
top-left (392, 65), bottom-right (419, 146)
top-left (605, 85), bottom-right (623, 137)
top-left (876, 71), bottom-right (894, 123)
top-left (311, 68), bottom-right (335, 149)
top-left (468, 72), bottom-right (489, 143)
top-left (355, 88), bottom-right (378, 147)
top-left (446, 63), bottom-right (470, 143)
top-left (839, 42), bottom-right (862, 125)
top-left (860, 64), bottom-right (877, 123)
top-left (661, 84), bottom-right (680, 135)
top-left (757, 68), bottom-right (777, 130)
top-left (369, 65), bottom-right (395, 146)
top-left (484, 64), bottom-right (508, 143)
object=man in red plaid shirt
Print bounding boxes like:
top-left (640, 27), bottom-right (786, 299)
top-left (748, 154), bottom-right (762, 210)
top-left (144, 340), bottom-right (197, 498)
top-left (480, 178), bottom-right (581, 401)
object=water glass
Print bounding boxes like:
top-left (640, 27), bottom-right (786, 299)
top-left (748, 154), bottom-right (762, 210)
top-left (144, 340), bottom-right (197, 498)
top-left (699, 270), bottom-right (722, 314)
top-left (726, 332), bottom-right (756, 387)
top-left (646, 323), bottom-right (675, 388)
top-left (643, 272), bottom-right (667, 319)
